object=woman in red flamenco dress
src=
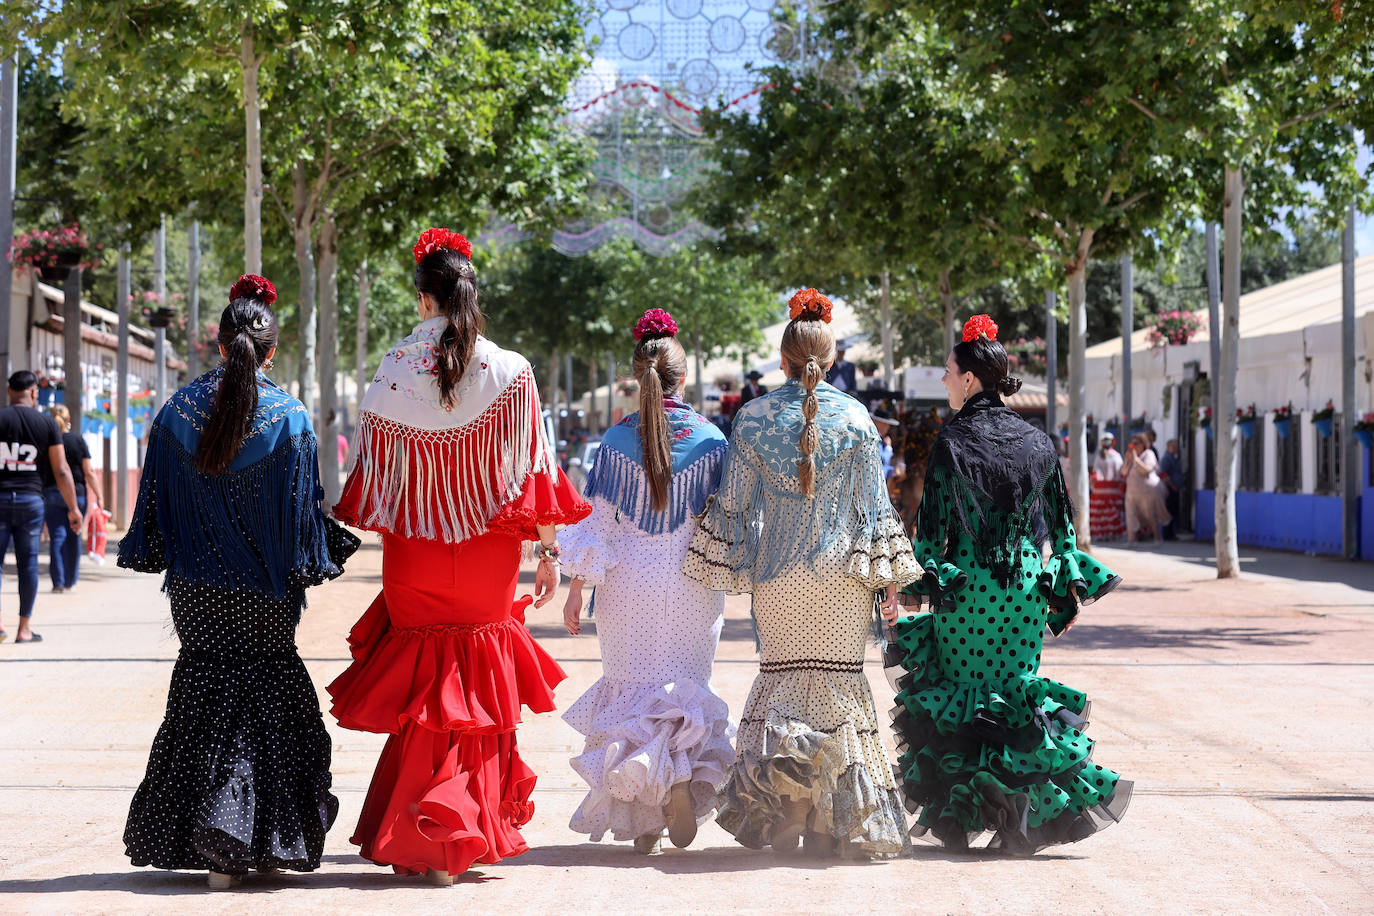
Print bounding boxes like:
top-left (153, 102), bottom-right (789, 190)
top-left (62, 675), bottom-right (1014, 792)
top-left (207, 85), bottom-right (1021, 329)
top-left (329, 229), bottom-right (589, 885)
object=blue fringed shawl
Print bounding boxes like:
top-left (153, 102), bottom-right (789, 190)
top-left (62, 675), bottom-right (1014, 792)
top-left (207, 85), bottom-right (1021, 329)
top-left (118, 367), bottom-right (352, 599)
top-left (583, 398), bottom-right (726, 534)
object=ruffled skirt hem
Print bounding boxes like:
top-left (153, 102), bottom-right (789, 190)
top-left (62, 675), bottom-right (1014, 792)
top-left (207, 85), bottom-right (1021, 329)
top-left (563, 676), bottom-right (737, 842)
top-left (887, 613), bottom-right (1130, 855)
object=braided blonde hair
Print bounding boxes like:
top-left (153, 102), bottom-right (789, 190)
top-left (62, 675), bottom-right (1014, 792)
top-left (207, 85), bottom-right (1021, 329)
top-left (780, 317), bottom-right (836, 498)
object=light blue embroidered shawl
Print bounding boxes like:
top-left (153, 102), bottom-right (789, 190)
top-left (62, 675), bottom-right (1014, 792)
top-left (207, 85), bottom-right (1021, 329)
top-left (704, 378), bottom-right (891, 583)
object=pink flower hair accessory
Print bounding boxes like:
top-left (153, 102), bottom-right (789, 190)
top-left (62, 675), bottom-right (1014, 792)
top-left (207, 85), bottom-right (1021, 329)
top-left (413, 228), bottom-right (473, 264)
top-left (229, 274), bottom-right (277, 305)
top-left (633, 308), bottom-right (679, 341)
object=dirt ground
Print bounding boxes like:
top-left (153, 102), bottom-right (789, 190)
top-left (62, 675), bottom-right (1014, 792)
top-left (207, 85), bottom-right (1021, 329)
top-left (1, 536), bottom-right (1371, 915)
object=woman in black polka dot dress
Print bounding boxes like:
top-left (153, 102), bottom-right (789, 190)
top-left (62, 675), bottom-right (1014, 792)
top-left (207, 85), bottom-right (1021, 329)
top-left (889, 315), bottom-right (1131, 855)
top-left (685, 289), bottom-right (918, 859)
top-left (117, 277), bottom-right (359, 889)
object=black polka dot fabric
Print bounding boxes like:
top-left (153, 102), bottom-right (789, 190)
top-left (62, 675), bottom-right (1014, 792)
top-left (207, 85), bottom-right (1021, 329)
top-left (123, 575), bottom-right (338, 874)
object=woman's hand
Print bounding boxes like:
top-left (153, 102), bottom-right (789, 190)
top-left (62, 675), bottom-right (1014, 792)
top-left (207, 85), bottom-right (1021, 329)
top-left (563, 582), bottom-right (584, 635)
top-left (880, 585), bottom-right (900, 626)
top-left (534, 556), bottom-right (559, 608)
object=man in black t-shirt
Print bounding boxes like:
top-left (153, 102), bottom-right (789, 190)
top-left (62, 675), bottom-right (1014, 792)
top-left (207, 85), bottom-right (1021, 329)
top-left (0, 371), bottom-right (82, 644)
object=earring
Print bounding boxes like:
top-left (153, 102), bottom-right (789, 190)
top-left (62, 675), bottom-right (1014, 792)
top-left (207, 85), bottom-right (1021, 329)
top-left (263, 358), bottom-right (275, 371)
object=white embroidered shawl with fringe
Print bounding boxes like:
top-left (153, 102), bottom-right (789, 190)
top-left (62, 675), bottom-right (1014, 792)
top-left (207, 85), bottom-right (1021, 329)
top-left (335, 318), bottom-right (556, 543)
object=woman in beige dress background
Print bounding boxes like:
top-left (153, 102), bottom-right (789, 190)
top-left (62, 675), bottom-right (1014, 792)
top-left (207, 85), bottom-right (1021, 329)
top-left (1124, 432), bottom-right (1170, 542)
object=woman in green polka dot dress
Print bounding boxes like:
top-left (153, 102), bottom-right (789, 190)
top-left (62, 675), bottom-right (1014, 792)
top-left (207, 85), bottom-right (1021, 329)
top-left (888, 315), bottom-right (1132, 855)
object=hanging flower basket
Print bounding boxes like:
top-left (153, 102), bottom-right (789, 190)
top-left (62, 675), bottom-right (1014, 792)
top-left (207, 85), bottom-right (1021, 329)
top-left (1355, 413), bottom-right (1374, 449)
top-left (8, 224), bottom-right (103, 280)
top-left (1236, 404), bottom-right (1257, 440)
top-left (1272, 404), bottom-right (1293, 439)
top-left (1146, 310), bottom-right (1204, 349)
top-left (1312, 400), bottom-right (1335, 440)
top-left (1198, 407), bottom-right (1212, 440)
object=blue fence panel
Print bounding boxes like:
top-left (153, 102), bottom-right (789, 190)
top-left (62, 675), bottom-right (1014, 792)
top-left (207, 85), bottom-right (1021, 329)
top-left (1194, 489), bottom-right (1346, 555)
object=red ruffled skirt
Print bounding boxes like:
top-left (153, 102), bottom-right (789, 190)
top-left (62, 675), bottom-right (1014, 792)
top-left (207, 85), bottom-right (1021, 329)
top-left (328, 530), bottom-right (567, 875)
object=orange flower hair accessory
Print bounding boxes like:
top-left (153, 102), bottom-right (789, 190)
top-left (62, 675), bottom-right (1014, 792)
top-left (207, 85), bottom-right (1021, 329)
top-left (788, 288), bottom-right (833, 323)
top-left (413, 228), bottom-right (473, 264)
top-left (962, 314), bottom-right (999, 343)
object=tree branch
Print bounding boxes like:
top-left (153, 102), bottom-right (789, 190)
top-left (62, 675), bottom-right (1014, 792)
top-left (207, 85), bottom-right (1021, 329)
top-left (1114, 189), bottom-right (1149, 211)
top-left (1275, 99), bottom-right (1352, 133)
top-left (1127, 97), bottom-right (1158, 120)
top-left (982, 216), bottom-right (1062, 260)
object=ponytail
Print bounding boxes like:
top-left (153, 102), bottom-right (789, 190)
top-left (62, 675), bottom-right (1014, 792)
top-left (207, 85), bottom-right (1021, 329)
top-left (780, 311), bottom-right (836, 499)
top-left (797, 355), bottom-right (823, 497)
top-left (631, 334), bottom-right (688, 513)
top-left (197, 297), bottom-right (278, 474)
top-left (416, 248), bottom-right (483, 409)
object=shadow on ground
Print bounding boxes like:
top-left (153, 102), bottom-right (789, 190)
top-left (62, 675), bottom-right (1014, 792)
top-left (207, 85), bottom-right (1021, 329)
top-left (1058, 623), bottom-right (1318, 652)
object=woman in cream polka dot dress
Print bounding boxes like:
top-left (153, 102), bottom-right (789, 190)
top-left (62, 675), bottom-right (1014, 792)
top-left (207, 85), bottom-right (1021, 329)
top-left (118, 276), bottom-right (358, 889)
top-left (559, 309), bottom-right (735, 855)
top-left (684, 288), bottom-right (918, 859)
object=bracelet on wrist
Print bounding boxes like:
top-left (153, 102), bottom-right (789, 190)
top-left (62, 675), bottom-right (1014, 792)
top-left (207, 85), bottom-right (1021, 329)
top-left (536, 542), bottom-right (561, 561)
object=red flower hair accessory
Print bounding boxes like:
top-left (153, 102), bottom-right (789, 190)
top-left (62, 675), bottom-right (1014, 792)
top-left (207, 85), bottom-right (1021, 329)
top-left (229, 274), bottom-right (277, 305)
top-left (962, 314), bottom-right (999, 343)
top-left (633, 308), bottom-right (679, 341)
top-left (412, 227), bottom-right (473, 264)
top-left (788, 288), bottom-right (833, 322)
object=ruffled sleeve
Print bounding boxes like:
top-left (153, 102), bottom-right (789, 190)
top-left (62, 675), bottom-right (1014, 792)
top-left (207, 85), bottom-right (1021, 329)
top-left (682, 437), bottom-right (761, 594)
top-left (487, 465), bottom-right (591, 540)
top-left (558, 497), bottom-right (619, 587)
top-left (1037, 466), bottom-right (1122, 634)
top-left (901, 467), bottom-right (970, 609)
top-left (844, 438), bottom-right (918, 590)
top-left (117, 415), bottom-right (170, 576)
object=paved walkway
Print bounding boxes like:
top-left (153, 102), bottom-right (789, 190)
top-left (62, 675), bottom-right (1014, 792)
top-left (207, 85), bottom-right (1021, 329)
top-left (1, 536), bottom-right (1371, 914)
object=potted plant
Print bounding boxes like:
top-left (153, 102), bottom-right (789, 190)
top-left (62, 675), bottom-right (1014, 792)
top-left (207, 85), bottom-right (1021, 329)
top-left (1146, 310), bottom-right (1205, 349)
top-left (1198, 406), bottom-right (1213, 440)
top-left (1003, 338), bottom-right (1048, 377)
top-left (1129, 413), bottom-right (1150, 437)
top-left (7, 224), bottom-right (103, 281)
top-left (1355, 412), bottom-right (1374, 449)
top-left (857, 357), bottom-right (881, 377)
top-left (1273, 403), bottom-right (1293, 439)
top-left (1236, 404), bottom-right (1257, 439)
top-left (1312, 400), bottom-right (1335, 439)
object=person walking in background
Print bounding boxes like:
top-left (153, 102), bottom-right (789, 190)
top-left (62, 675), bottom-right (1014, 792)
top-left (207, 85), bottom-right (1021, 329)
top-left (118, 276), bottom-right (358, 888)
top-left (329, 229), bottom-right (588, 885)
top-left (559, 308), bottom-right (735, 855)
top-left (44, 404), bottom-right (100, 592)
top-left (685, 288), bottom-right (917, 860)
top-left (890, 314), bottom-right (1130, 854)
top-left (1124, 432), bottom-right (1170, 543)
top-left (735, 370), bottom-right (767, 416)
top-left (1158, 438), bottom-right (1185, 539)
top-left (0, 371), bottom-right (82, 644)
top-left (824, 339), bottom-right (857, 395)
top-left (1089, 431), bottom-right (1127, 541)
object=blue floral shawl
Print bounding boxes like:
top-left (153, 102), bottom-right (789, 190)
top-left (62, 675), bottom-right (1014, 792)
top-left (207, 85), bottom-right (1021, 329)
top-left (118, 365), bottom-right (357, 598)
top-left (582, 397), bottom-right (726, 535)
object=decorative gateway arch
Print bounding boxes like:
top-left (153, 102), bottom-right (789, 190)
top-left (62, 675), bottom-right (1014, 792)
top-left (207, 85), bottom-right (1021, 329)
top-left (489, 0), bottom-right (815, 258)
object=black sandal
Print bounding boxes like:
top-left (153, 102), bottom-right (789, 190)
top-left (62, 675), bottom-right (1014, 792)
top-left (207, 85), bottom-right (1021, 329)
top-left (15, 632), bottom-right (42, 643)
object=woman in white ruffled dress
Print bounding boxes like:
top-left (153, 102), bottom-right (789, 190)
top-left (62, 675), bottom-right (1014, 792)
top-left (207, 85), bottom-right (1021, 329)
top-left (560, 309), bottom-right (736, 854)
top-left (683, 289), bottom-right (918, 859)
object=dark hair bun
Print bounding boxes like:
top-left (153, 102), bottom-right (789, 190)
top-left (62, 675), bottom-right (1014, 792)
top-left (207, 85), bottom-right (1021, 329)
top-left (997, 375), bottom-right (1023, 396)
